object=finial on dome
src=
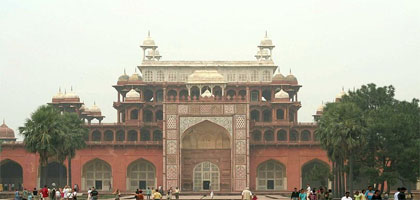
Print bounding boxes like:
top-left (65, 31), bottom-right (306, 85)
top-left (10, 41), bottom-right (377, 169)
top-left (71, 86), bottom-right (73, 91)
top-left (59, 87), bottom-right (62, 93)
top-left (289, 68), bottom-right (292, 75)
top-left (64, 89), bottom-right (67, 94)
top-left (148, 30), bottom-right (150, 37)
top-left (94, 101), bottom-right (96, 105)
top-left (124, 68), bottom-right (127, 75)
top-left (2, 118), bottom-right (5, 125)
top-left (265, 30), bottom-right (268, 37)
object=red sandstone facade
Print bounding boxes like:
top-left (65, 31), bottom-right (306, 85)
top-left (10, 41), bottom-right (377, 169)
top-left (0, 34), bottom-right (334, 193)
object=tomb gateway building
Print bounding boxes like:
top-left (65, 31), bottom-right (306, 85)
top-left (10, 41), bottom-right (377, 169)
top-left (2, 32), bottom-right (351, 193)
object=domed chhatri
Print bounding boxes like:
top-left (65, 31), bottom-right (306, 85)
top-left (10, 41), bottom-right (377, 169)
top-left (0, 120), bottom-right (16, 140)
top-left (285, 69), bottom-right (298, 84)
top-left (141, 31), bottom-right (156, 47)
top-left (255, 31), bottom-right (275, 61)
top-left (53, 87), bottom-right (64, 99)
top-left (275, 89), bottom-right (289, 99)
top-left (335, 88), bottom-right (346, 101)
top-left (118, 69), bottom-right (129, 81)
top-left (90, 102), bottom-right (101, 114)
top-left (258, 31), bottom-right (275, 48)
top-left (64, 87), bottom-right (79, 99)
top-left (126, 89), bottom-right (140, 99)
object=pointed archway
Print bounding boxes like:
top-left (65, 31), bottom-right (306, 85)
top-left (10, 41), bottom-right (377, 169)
top-left (0, 159), bottom-right (23, 191)
top-left (39, 161), bottom-right (67, 188)
top-left (301, 159), bottom-right (330, 189)
top-left (126, 159), bottom-right (156, 191)
top-left (82, 159), bottom-right (112, 191)
top-left (181, 120), bottom-right (231, 192)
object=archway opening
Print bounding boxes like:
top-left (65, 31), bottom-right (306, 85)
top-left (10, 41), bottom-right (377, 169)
top-left (301, 160), bottom-right (330, 189)
top-left (127, 159), bottom-right (156, 191)
top-left (82, 159), bottom-right (112, 191)
top-left (256, 160), bottom-right (286, 191)
top-left (181, 120), bottom-right (231, 191)
top-left (0, 160), bottom-right (23, 191)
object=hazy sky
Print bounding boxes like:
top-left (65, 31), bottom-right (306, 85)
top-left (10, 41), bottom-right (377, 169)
top-left (1, 0), bottom-right (419, 141)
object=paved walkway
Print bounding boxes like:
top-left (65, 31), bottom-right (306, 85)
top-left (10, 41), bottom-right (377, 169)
top-left (115, 195), bottom-right (288, 200)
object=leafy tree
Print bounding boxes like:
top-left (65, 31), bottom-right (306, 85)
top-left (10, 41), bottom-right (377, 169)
top-left (316, 101), bottom-right (366, 195)
top-left (56, 112), bottom-right (88, 186)
top-left (19, 105), bottom-right (64, 185)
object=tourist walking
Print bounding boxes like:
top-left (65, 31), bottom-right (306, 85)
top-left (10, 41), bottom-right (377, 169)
top-left (87, 188), bottom-right (92, 200)
top-left (167, 187), bottom-right (172, 200)
top-left (342, 192), bottom-right (352, 200)
top-left (299, 189), bottom-right (308, 200)
top-left (309, 189), bottom-right (317, 200)
top-left (291, 188), bottom-right (300, 200)
top-left (361, 190), bottom-right (367, 200)
top-left (241, 187), bottom-right (252, 200)
top-left (15, 189), bottom-right (20, 200)
top-left (113, 189), bottom-right (121, 200)
top-left (135, 190), bottom-right (144, 200)
top-left (55, 188), bottom-right (61, 200)
top-left (23, 188), bottom-right (29, 200)
top-left (394, 188), bottom-right (400, 200)
top-left (365, 186), bottom-right (375, 200)
top-left (397, 188), bottom-right (406, 200)
top-left (146, 188), bottom-right (151, 200)
top-left (153, 189), bottom-right (162, 200)
top-left (40, 185), bottom-right (49, 200)
top-left (354, 191), bottom-right (363, 200)
top-left (91, 187), bottom-right (98, 200)
top-left (371, 190), bottom-right (382, 200)
top-left (174, 187), bottom-right (179, 200)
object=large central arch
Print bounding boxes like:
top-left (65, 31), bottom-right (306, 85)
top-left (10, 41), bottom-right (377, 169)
top-left (181, 120), bottom-right (231, 192)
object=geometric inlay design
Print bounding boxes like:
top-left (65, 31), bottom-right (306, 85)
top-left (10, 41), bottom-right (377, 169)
top-left (236, 129), bottom-right (246, 139)
top-left (235, 115), bottom-right (246, 129)
top-left (167, 115), bottom-right (177, 129)
top-left (179, 117), bottom-right (233, 136)
top-left (235, 155), bottom-right (247, 165)
top-left (236, 165), bottom-right (246, 179)
top-left (189, 105), bottom-right (200, 115)
top-left (224, 104), bottom-right (235, 115)
top-left (167, 165), bottom-right (177, 179)
top-left (166, 130), bottom-right (177, 139)
top-left (167, 155), bottom-right (177, 165)
top-left (178, 105), bottom-right (188, 115)
top-left (235, 140), bottom-right (246, 154)
top-left (200, 105), bottom-right (212, 115)
top-left (167, 140), bottom-right (177, 154)
top-left (211, 105), bottom-right (223, 115)
top-left (235, 179), bottom-right (247, 191)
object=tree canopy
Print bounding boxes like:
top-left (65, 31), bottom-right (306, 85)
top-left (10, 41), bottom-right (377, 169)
top-left (316, 83), bottom-right (420, 195)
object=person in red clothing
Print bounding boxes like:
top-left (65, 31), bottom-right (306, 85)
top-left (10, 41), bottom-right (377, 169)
top-left (40, 185), bottom-right (49, 200)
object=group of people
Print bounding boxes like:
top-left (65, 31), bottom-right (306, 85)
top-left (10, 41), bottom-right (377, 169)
top-left (14, 185), bottom-right (80, 200)
top-left (132, 186), bottom-right (180, 200)
top-left (290, 184), bottom-right (412, 200)
top-left (290, 185), bottom-right (332, 200)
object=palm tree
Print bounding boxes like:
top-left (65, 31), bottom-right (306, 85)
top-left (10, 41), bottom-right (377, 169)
top-left (19, 105), bottom-right (64, 186)
top-left (57, 112), bottom-right (88, 186)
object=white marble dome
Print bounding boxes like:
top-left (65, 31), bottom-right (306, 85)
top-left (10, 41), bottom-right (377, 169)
top-left (275, 89), bottom-right (289, 99)
top-left (126, 89), bottom-right (140, 98)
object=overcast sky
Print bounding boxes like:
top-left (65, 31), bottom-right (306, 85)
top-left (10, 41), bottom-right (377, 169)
top-left (1, 0), bottom-right (419, 141)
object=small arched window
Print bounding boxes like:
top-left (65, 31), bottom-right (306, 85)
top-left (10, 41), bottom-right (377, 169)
top-left (156, 110), bottom-right (163, 121)
top-left (301, 130), bottom-right (311, 141)
top-left (130, 109), bottom-right (139, 120)
top-left (251, 90), bottom-right (259, 102)
top-left (251, 70), bottom-right (259, 82)
top-left (263, 110), bottom-right (272, 122)
top-left (143, 109), bottom-right (153, 122)
top-left (92, 130), bottom-right (101, 141)
top-left (276, 109), bottom-right (284, 120)
top-left (251, 110), bottom-right (260, 122)
top-left (277, 130), bottom-right (287, 141)
top-left (140, 129), bottom-right (151, 141)
top-left (264, 130), bottom-right (274, 141)
top-left (262, 70), bottom-right (271, 82)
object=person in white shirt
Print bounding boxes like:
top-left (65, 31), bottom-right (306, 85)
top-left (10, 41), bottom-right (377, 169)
top-left (342, 192), bottom-right (353, 200)
top-left (241, 187), bottom-right (252, 200)
top-left (394, 188), bottom-right (400, 200)
top-left (87, 188), bottom-right (92, 200)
